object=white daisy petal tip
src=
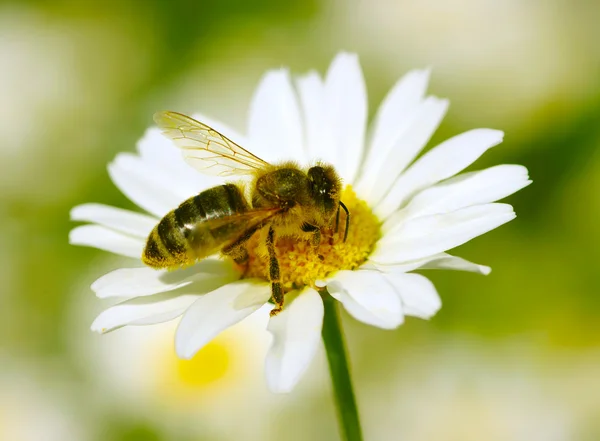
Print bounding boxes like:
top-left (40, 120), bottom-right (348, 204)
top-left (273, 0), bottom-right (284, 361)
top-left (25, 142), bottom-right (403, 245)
top-left (265, 288), bottom-right (324, 393)
top-left (257, 68), bottom-right (292, 89)
top-left (92, 291), bottom-right (204, 336)
top-left (90, 320), bottom-right (108, 334)
top-left (70, 203), bottom-right (157, 238)
top-left (405, 66), bottom-right (431, 84)
top-left (69, 225), bottom-right (144, 258)
top-left (314, 279), bottom-right (327, 288)
top-left (480, 265), bottom-right (492, 276)
top-left (174, 280), bottom-right (270, 360)
top-left (325, 270), bottom-right (404, 330)
top-left (322, 50), bottom-right (367, 182)
top-left (331, 51), bottom-right (360, 65)
top-left (385, 273), bottom-right (441, 320)
top-left (374, 203), bottom-right (517, 264)
top-left (69, 204), bottom-right (85, 221)
top-left (90, 320), bottom-right (118, 335)
top-left (90, 260), bottom-right (239, 299)
top-left (368, 252), bottom-right (492, 277)
top-left (248, 66), bottom-right (305, 163)
top-left (481, 128), bottom-right (504, 144)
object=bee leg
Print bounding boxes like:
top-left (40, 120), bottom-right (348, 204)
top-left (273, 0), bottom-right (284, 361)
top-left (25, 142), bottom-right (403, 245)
top-left (335, 205), bottom-right (341, 233)
top-left (229, 246), bottom-right (249, 265)
top-left (222, 239), bottom-right (250, 266)
top-left (222, 221), bottom-right (265, 268)
top-left (301, 223), bottom-right (321, 250)
top-left (339, 201), bottom-right (350, 242)
top-left (266, 226), bottom-right (284, 316)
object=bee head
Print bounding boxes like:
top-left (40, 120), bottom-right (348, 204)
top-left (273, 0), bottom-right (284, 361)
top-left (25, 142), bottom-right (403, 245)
top-left (307, 165), bottom-right (342, 220)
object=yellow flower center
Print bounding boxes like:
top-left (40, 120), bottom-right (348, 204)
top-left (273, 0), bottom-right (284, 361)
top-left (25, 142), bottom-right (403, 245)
top-left (243, 186), bottom-right (381, 291)
top-left (175, 340), bottom-right (231, 387)
top-left (153, 325), bottom-right (262, 404)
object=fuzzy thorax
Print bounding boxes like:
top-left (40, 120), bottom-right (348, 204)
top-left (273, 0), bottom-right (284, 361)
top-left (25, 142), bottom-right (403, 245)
top-left (242, 186), bottom-right (381, 290)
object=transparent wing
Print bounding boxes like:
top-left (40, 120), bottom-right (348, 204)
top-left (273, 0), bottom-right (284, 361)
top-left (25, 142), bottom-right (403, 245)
top-left (193, 207), bottom-right (282, 259)
top-left (154, 111), bottom-right (271, 177)
top-left (200, 207), bottom-right (281, 234)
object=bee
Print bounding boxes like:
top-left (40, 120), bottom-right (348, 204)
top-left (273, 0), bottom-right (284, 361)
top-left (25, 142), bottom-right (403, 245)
top-left (143, 111), bottom-right (349, 316)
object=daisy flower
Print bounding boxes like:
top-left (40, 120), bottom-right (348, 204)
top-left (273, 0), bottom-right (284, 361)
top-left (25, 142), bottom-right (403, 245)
top-left (73, 307), bottom-right (281, 440)
top-left (0, 360), bottom-right (88, 441)
top-left (70, 52), bottom-right (530, 394)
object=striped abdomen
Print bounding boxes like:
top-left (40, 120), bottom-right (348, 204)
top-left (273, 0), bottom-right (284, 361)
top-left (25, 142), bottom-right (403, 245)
top-left (143, 184), bottom-right (249, 268)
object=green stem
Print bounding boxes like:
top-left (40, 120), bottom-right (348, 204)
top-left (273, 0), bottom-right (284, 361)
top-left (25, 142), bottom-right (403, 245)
top-left (321, 293), bottom-right (363, 441)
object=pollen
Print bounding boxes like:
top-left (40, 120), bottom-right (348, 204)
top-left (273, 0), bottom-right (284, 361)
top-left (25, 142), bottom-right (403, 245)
top-left (243, 186), bottom-right (381, 291)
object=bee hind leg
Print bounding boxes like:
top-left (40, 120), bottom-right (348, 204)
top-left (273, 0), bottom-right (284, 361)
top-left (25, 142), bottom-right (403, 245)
top-left (301, 222), bottom-right (321, 249)
top-left (266, 226), bottom-right (284, 316)
top-left (222, 221), bottom-right (266, 269)
top-left (222, 243), bottom-right (249, 265)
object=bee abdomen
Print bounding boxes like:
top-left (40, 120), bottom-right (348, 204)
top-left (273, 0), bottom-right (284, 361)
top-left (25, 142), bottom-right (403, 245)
top-left (143, 214), bottom-right (189, 268)
top-left (143, 184), bottom-right (248, 269)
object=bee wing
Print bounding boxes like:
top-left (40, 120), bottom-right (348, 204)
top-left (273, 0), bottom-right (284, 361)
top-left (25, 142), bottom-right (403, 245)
top-left (154, 111), bottom-right (271, 177)
top-left (195, 207), bottom-right (281, 258)
top-left (202, 207), bottom-right (280, 234)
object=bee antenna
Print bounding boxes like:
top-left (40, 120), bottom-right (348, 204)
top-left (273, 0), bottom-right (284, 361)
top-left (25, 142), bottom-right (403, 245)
top-left (339, 201), bottom-right (350, 242)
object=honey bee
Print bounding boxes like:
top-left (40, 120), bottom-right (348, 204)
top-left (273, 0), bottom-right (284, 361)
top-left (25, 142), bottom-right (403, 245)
top-left (143, 111), bottom-right (349, 316)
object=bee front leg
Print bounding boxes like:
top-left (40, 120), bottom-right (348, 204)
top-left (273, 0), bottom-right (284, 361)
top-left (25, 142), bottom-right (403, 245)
top-left (266, 226), bottom-right (284, 316)
top-left (339, 201), bottom-right (350, 243)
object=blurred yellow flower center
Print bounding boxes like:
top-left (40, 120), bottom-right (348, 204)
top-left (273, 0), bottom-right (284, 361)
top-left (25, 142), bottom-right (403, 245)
top-left (175, 340), bottom-right (230, 387)
top-left (154, 324), bottom-right (262, 404)
top-left (244, 186), bottom-right (381, 290)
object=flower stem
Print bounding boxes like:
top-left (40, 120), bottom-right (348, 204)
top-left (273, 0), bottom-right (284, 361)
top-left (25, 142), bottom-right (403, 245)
top-left (321, 293), bottom-right (363, 441)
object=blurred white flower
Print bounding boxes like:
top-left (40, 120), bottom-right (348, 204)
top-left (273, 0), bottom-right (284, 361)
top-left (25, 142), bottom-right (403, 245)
top-left (71, 52), bottom-right (530, 393)
top-left (0, 361), bottom-right (87, 441)
top-left (361, 343), bottom-right (591, 441)
top-left (325, 0), bottom-right (596, 129)
top-left (0, 5), bottom-right (152, 201)
top-left (76, 307), bottom-right (279, 439)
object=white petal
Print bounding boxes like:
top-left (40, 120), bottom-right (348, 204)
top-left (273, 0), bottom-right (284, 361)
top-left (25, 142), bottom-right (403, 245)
top-left (138, 126), bottom-right (222, 191)
top-left (91, 259), bottom-right (239, 299)
top-left (324, 53), bottom-right (367, 183)
top-left (69, 225), bottom-right (143, 258)
top-left (70, 203), bottom-right (157, 238)
top-left (366, 252), bottom-right (491, 275)
top-left (368, 68), bottom-right (430, 160)
top-left (175, 280), bottom-right (270, 359)
top-left (375, 129), bottom-right (505, 220)
top-left (248, 69), bottom-right (306, 164)
top-left (296, 71), bottom-right (327, 161)
top-left (384, 164), bottom-right (531, 230)
top-left (418, 254), bottom-right (491, 275)
top-left (108, 153), bottom-right (195, 218)
top-left (91, 291), bottom-right (201, 333)
top-left (358, 97), bottom-right (448, 205)
top-left (325, 270), bottom-right (403, 329)
top-left (265, 288), bottom-right (324, 393)
top-left (372, 203), bottom-right (515, 264)
top-left (384, 273), bottom-right (441, 319)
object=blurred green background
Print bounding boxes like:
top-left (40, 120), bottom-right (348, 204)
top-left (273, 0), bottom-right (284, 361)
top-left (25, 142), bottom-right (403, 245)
top-left (1, 0), bottom-right (599, 440)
